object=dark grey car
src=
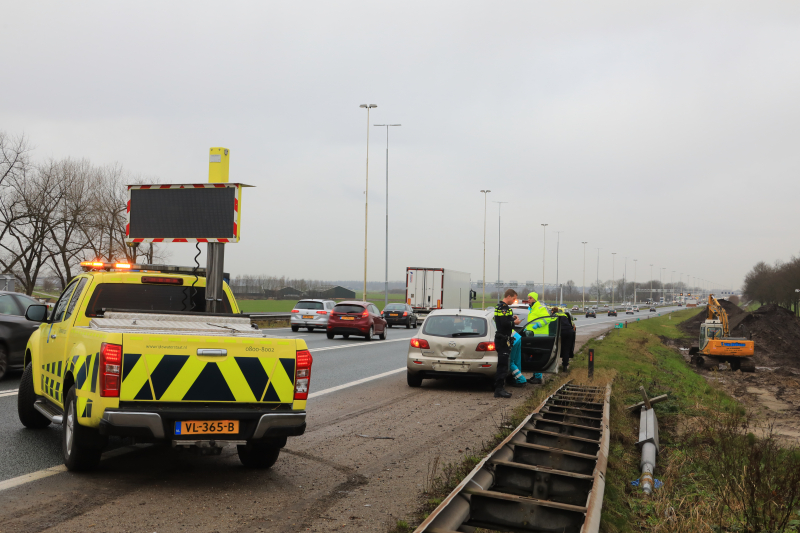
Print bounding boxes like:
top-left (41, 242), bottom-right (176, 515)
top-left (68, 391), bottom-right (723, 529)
top-left (382, 303), bottom-right (419, 328)
top-left (0, 291), bottom-right (44, 380)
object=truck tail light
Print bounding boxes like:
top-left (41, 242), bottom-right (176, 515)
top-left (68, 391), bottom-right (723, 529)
top-left (294, 349), bottom-right (313, 400)
top-left (410, 338), bottom-right (430, 349)
top-left (100, 342), bottom-right (122, 397)
top-left (476, 342), bottom-right (496, 352)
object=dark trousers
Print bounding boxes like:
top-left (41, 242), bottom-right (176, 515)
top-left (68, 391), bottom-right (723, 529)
top-left (561, 329), bottom-right (576, 365)
top-left (494, 335), bottom-right (511, 390)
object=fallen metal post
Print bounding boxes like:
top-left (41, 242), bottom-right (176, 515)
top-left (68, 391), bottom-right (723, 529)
top-left (636, 389), bottom-right (660, 495)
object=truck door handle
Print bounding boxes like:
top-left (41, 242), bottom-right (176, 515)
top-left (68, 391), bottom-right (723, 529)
top-left (50, 334), bottom-right (57, 339)
top-left (197, 349), bottom-right (227, 356)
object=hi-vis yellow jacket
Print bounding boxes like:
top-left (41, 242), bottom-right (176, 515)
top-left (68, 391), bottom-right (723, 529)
top-left (25, 270), bottom-right (309, 434)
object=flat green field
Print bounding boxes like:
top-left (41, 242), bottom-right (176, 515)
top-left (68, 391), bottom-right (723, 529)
top-left (237, 294), bottom-right (406, 313)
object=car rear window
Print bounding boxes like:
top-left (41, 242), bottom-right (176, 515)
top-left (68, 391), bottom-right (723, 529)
top-left (422, 315), bottom-right (487, 337)
top-left (295, 301), bottom-right (324, 310)
top-left (384, 304), bottom-right (405, 311)
top-left (85, 284), bottom-right (232, 317)
top-left (333, 304), bottom-right (366, 314)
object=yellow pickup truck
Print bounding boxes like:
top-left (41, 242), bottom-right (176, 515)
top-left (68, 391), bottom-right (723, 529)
top-left (17, 262), bottom-right (311, 471)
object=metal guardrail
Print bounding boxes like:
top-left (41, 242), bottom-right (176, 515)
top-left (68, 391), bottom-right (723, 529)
top-left (414, 381), bottom-right (611, 533)
top-left (248, 313), bottom-right (292, 320)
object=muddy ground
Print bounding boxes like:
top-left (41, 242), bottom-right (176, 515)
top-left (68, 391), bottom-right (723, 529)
top-left (672, 303), bottom-right (800, 444)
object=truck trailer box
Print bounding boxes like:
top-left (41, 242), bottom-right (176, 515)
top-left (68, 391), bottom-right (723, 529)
top-left (405, 267), bottom-right (471, 312)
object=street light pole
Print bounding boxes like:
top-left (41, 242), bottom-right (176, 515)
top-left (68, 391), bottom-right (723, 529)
top-left (671, 271), bottom-right (675, 304)
top-left (541, 224), bottom-right (548, 300)
top-left (661, 267), bottom-right (665, 304)
top-left (596, 248), bottom-right (601, 307)
top-left (555, 231), bottom-right (563, 305)
top-left (373, 123), bottom-right (401, 309)
top-left (359, 104), bottom-right (377, 301)
top-left (650, 264), bottom-right (653, 304)
top-left (481, 190), bottom-right (491, 308)
top-left (493, 201), bottom-right (508, 290)
top-left (611, 253), bottom-right (616, 308)
top-left (582, 242), bottom-right (588, 310)
top-left (634, 259), bottom-right (637, 305)
top-left (623, 257), bottom-right (627, 304)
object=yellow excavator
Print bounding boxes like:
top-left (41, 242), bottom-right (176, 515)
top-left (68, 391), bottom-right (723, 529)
top-left (689, 295), bottom-right (755, 372)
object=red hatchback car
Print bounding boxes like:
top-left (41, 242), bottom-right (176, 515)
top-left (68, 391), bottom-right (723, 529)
top-left (326, 301), bottom-right (387, 340)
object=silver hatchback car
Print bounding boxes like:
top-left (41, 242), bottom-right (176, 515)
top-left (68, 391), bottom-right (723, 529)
top-left (291, 299), bottom-right (336, 332)
top-left (406, 309), bottom-right (497, 387)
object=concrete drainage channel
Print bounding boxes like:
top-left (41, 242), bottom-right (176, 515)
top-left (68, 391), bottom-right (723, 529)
top-left (414, 381), bottom-right (611, 533)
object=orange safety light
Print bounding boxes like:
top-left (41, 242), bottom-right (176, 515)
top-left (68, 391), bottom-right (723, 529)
top-left (114, 263), bottom-right (132, 269)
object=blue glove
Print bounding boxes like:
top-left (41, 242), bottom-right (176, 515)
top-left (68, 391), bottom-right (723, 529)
top-left (531, 322), bottom-right (542, 330)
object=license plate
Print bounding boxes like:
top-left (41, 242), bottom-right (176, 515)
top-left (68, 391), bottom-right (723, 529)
top-left (389, 313), bottom-right (399, 317)
top-left (341, 316), bottom-right (355, 320)
top-left (175, 420), bottom-right (239, 435)
top-left (303, 315), bottom-right (315, 319)
top-left (433, 363), bottom-right (469, 372)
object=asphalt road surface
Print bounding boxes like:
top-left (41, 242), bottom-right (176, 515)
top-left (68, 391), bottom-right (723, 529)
top-left (0, 305), bottom-right (685, 533)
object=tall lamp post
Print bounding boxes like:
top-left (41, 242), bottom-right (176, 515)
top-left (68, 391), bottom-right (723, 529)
top-left (633, 259), bottom-right (637, 305)
top-left (623, 256), bottom-right (627, 304)
top-left (481, 190), bottom-right (491, 308)
top-left (611, 253), bottom-right (616, 308)
top-left (661, 268), bottom-right (666, 304)
top-left (541, 224), bottom-right (548, 299)
top-left (582, 242), bottom-right (588, 310)
top-left (671, 270), bottom-right (675, 304)
top-left (650, 264), bottom-right (653, 304)
top-left (359, 103), bottom-right (377, 301)
top-left (555, 231), bottom-right (563, 305)
top-left (493, 201), bottom-right (508, 290)
top-left (373, 123), bottom-right (401, 309)
top-left (596, 248), bottom-right (601, 307)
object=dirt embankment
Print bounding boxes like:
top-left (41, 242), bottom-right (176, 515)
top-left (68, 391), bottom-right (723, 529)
top-left (675, 303), bottom-right (800, 444)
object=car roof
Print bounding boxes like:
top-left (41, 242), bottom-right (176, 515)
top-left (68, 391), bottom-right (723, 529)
top-left (335, 300), bottom-right (369, 306)
top-left (297, 299), bottom-right (334, 303)
top-left (428, 308), bottom-right (493, 318)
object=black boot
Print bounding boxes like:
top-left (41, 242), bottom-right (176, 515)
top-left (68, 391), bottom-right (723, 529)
top-left (494, 388), bottom-right (512, 398)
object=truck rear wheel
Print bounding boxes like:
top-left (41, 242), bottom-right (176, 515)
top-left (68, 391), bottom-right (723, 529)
top-left (63, 387), bottom-right (106, 471)
top-left (18, 362), bottom-right (51, 429)
top-left (237, 442), bottom-right (281, 469)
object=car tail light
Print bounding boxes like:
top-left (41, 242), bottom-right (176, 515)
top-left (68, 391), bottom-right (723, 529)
top-left (100, 342), bottom-right (122, 397)
top-left (403, 311), bottom-right (408, 317)
top-left (291, 309), bottom-right (300, 313)
top-left (480, 363), bottom-right (492, 367)
top-left (294, 349), bottom-right (313, 400)
top-left (410, 338), bottom-right (430, 349)
top-left (361, 310), bottom-right (369, 318)
top-left (476, 342), bottom-right (496, 352)
top-left (316, 310), bottom-right (327, 315)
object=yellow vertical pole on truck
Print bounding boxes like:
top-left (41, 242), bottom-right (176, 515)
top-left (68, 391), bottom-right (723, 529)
top-left (206, 147), bottom-right (229, 312)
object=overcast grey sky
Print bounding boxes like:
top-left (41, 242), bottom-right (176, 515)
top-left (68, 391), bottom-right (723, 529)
top-left (3, 1), bottom-right (799, 290)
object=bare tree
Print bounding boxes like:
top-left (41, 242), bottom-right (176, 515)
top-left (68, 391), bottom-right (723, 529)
top-left (0, 131), bottom-right (30, 189)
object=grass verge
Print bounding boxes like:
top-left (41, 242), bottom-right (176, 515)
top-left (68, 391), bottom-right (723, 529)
top-left (391, 309), bottom-right (800, 532)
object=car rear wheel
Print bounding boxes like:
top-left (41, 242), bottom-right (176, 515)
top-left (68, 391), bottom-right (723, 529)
top-left (413, 319), bottom-right (418, 328)
top-left (237, 442), bottom-right (281, 469)
top-left (18, 362), bottom-right (50, 429)
top-left (407, 371), bottom-right (423, 387)
top-left (291, 326), bottom-right (299, 332)
top-left (0, 345), bottom-right (8, 381)
top-left (365, 327), bottom-right (373, 341)
top-left (405, 319), bottom-right (411, 329)
top-left (378, 327), bottom-right (386, 340)
top-left (326, 331), bottom-right (334, 339)
top-left (63, 387), bottom-right (106, 471)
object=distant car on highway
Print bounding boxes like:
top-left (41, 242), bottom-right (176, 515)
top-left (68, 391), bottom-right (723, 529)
top-left (585, 309), bottom-right (597, 318)
top-left (0, 291), bottom-right (43, 380)
top-left (406, 309), bottom-right (496, 387)
top-left (608, 309), bottom-right (617, 317)
top-left (626, 307), bottom-right (634, 315)
top-left (382, 303), bottom-right (419, 329)
top-left (634, 306), bottom-right (640, 312)
top-left (327, 301), bottom-right (387, 340)
top-left (572, 305), bottom-right (579, 311)
top-left (603, 304), bottom-right (609, 308)
top-left (649, 307), bottom-right (657, 312)
top-left (291, 299), bottom-right (336, 332)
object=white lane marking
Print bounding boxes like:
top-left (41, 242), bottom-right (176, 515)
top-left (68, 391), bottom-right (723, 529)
top-left (0, 444), bottom-right (151, 493)
top-left (309, 337), bottom-right (410, 352)
top-left (0, 390), bottom-right (18, 397)
top-left (308, 367), bottom-right (406, 399)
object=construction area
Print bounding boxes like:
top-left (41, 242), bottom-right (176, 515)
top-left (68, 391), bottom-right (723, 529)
top-left (677, 301), bottom-right (800, 444)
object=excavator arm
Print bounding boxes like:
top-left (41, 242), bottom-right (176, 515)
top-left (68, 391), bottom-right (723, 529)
top-left (706, 295), bottom-right (729, 337)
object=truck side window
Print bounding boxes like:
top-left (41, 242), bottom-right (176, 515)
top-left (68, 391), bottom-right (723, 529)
top-left (63, 278), bottom-right (88, 322)
top-left (52, 280), bottom-right (80, 323)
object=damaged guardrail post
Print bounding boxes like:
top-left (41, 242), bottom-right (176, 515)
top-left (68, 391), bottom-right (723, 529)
top-left (588, 348), bottom-right (594, 380)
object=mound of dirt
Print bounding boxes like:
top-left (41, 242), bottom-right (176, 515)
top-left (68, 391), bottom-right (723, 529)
top-left (680, 299), bottom-right (744, 334)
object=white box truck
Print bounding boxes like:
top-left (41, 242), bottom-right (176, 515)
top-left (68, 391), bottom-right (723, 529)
top-left (405, 267), bottom-right (471, 313)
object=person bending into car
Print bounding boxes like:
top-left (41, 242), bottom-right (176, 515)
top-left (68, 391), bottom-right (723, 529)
top-left (493, 289), bottom-right (521, 398)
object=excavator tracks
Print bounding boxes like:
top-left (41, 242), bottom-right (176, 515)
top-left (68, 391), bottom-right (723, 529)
top-left (414, 382), bottom-right (610, 533)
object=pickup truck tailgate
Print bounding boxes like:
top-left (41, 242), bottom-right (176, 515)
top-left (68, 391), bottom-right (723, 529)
top-left (119, 334), bottom-right (297, 403)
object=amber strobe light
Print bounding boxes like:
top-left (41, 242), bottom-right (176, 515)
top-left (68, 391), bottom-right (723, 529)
top-left (100, 342), bottom-right (123, 397)
top-left (294, 349), bottom-right (313, 400)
